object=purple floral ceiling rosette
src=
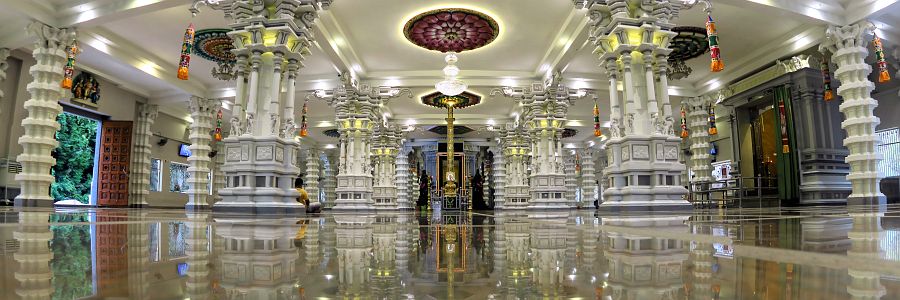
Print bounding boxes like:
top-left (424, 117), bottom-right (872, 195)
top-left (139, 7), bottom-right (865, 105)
top-left (404, 8), bottom-right (500, 53)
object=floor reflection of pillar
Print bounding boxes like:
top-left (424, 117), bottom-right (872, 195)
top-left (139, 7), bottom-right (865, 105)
top-left (127, 214), bottom-right (151, 299)
top-left (13, 212), bottom-right (53, 300)
top-left (847, 210), bottom-right (886, 299)
top-left (186, 213), bottom-right (210, 300)
top-left (602, 215), bottom-right (689, 299)
top-left (335, 216), bottom-right (373, 298)
top-left (216, 218), bottom-right (298, 299)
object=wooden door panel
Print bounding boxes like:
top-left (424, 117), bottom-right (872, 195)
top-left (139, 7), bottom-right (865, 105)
top-left (98, 121), bottom-right (133, 207)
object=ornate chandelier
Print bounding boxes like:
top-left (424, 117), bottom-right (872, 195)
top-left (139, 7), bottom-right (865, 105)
top-left (667, 60), bottom-right (693, 80)
top-left (435, 52), bottom-right (467, 96)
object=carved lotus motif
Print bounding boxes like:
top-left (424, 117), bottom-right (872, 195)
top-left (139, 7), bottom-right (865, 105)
top-left (404, 8), bottom-right (499, 53)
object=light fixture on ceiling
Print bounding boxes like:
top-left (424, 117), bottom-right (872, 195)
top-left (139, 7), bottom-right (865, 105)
top-left (211, 61), bottom-right (236, 81)
top-left (435, 52), bottom-right (467, 96)
top-left (667, 60), bottom-right (692, 81)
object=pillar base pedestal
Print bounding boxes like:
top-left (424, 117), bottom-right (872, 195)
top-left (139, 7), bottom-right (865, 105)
top-left (334, 174), bottom-right (374, 210)
top-left (14, 198), bottom-right (53, 208)
top-left (214, 135), bottom-right (303, 214)
top-left (847, 195), bottom-right (886, 206)
top-left (528, 174), bottom-right (569, 209)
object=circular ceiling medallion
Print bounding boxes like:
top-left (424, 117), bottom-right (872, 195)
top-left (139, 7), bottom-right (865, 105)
top-left (668, 26), bottom-right (709, 62)
top-left (403, 8), bottom-right (499, 53)
top-left (421, 91), bottom-right (482, 109)
top-left (194, 28), bottom-right (236, 63)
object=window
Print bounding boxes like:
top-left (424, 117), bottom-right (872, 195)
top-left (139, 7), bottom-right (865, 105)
top-left (149, 222), bottom-right (161, 262)
top-left (877, 128), bottom-right (899, 177)
top-left (150, 158), bottom-right (162, 192)
top-left (168, 222), bottom-right (188, 258)
top-left (169, 162), bottom-right (190, 193)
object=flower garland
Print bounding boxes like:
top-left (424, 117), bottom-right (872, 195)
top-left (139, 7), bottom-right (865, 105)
top-left (821, 58), bottom-right (834, 101)
top-left (177, 23), bottom-right (195, 80)
top-left (706, 14), bottom-right (724, 72)
top-left (777, 95), bottom-right (790, 153)
top-left (593, 102), bottom-right (601, 137)
top-left (873, 33), bottom-right (890, 83)
top-left (680, 106), bottom-right (689, 139)
top-left (62, 41), bottom-right (78, 89)
top-left (708, 104), bottom-right (718, 135)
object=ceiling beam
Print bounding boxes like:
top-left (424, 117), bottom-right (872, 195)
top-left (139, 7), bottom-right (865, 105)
top-left (716, 0), bottom-right (844, 24)
top-left (315, 10), bottom-right (364, 78)
top-left (844, 0), bottom-right (900, 25)
top-left (60, 0), bottom-right (192, 27)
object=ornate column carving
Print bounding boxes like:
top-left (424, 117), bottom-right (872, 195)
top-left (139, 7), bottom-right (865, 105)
top-left (490, 146), bottom-right (506, 209)
top-left (820, 22), bottom-right (886, 205)
top-left (495, 77), bottom-right (587, 209)
top-left (313, 76), bottom-right (409, 210)
top-left (685, 97), bottom-right (713, 183)
top-left (498, 124), bottom-right (530, 209)
top-left (212, 142), bottom-right (226, 204)
top-left (564, 152), bottom-right (578, 208)
top-left (187, 96), bottom-right (218, 209)
top-left (372, 124), bottom-right (401, 210)
top-left (129, 103), bottom-right (158, 207)
top-left (305, 148), bottom-right (321, 206)
top-left (580, 147), bottom-right (596, 208)
top-left (323, 152), bottom-right (337, 208)
top-left (14, 212), bottom-right (53, 300)
top-left (210, 0), bottom-right (331, 213)
top-left (395, 146), bottom-right (412, 210)
top-left (14, 22), bottom-right (75, 207)
top-left (576, 0), bottom-right (690, 211)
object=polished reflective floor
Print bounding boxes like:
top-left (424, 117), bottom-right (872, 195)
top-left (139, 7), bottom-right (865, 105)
top-left (2, 205), bottom-right (900, 299)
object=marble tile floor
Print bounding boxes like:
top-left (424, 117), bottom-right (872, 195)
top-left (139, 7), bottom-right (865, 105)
top-left (1, 205), bottom-right (899, 299)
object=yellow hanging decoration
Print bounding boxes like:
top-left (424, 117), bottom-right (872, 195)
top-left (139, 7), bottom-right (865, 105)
top-left (61, 41), bottom-right (78, 89)
top-left (873, 33), bottom-right (890, 83)
top-left (177, 23), bottom-right (195, 80)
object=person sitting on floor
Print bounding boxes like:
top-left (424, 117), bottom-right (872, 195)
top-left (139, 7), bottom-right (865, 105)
top-left (295, 177), bottom-right (321, 213)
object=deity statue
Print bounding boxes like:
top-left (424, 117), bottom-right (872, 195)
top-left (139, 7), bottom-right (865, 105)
top-left (609, 118), bottom-right (621, 138)
top-left (244, 113), bottom-right (255, 134)
top-left (270, 113), bottom-right (279, 135)
top-left (230, 116), bottom-right (242, 136)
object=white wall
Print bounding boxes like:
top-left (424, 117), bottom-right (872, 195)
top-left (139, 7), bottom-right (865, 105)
top-left (0, 52), bottom-right (191, 207)
top-left (874, 86), bottom-right (900, 130)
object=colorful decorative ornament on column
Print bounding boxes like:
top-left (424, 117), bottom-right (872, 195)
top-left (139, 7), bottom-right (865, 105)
top-left (177, 23), bottom-right (195, 81)
top-left (593, 102), bottom-right (601, 137)
top-left (214, 109), bottom-right (223, 142)
top-left (299, 100), bottom-right (309, 137)
top-left (777, 97), bottom-right (790, 153)
top-left (680, 106), bottom-right (689, 139)
top-left (705, 14), bottom-right (724, 72)
top-left (61, 41), bottom-right (78, 89)
top-left (873, 33), bottom-right (890, 83)
top-left (821, 58), bottom-right (834, 101)
top-left (708, 104), bottom-right (718, 135)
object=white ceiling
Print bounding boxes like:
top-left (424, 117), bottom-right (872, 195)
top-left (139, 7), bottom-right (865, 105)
top-left (0, 0), bottom-right (898, 146)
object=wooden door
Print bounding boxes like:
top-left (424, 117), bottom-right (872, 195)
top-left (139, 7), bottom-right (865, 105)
top-left (98, 121), bottom-right (133, 206)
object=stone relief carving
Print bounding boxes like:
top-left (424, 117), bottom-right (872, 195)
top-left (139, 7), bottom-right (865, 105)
top-left (269, 113), bottom-right (279, 135)
top-left (633, 145), bottom-right (649, 159)
top-left (281, 119), bottom-right (296, 139)
top-left (625, 114), bottom-right (635, 135)
top-left (244, 113), bottom-right (255, 135)
top-left (609, 118), bottom-right (622, 138)
top-left (664, 116), bottom-right (675, 136)
top-left (230, 116), bottom-right (242, 136)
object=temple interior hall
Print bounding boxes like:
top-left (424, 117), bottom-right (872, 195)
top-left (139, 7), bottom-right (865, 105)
top-left (1, 0), bottom-right (900, 299)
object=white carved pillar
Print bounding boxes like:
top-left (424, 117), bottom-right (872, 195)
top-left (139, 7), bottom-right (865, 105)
top-left (324, 152), bottom-right (337, 208)
top-left (820, 23), bottom-right (886, 205)
top-left (685, 97), bottom-right (712, 183)
top-left (577, 0), bottom-right (690, 211)
top-left (395, 146), bottom-right (411, 210)
top-left (212, 142), bottom-right (225, 203)
top-left (14, 212), bottom-right (53, 300)
top-left (580, 147), bottom-right (596, 208)
top-left (847, 209), bottom-right (887, 299)
top-left (129, 104), bottom-right (158, 207)
top-left (564, 152), bottom-right (578, 208)
top-left (491, 146), bottom-right (506, 209)
top-left (306, 148), bottom-right (321, 206)
top-left (187, 97), bottom-right (217, 209)
top-left (500, 125), bottom-right (529, 209)
top-left (212, 0), bottom-right (329, 213)
top-left (372, 124), bottom-right (401, 210)
top-left (14, 23), bottom-right (75, 207)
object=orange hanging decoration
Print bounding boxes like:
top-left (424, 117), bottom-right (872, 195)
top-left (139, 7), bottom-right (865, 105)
top-left (214, 109), bottom-right (223, 142)
top-left (873, 33), bottom-right (890, 83)
top-left (61, 41), bottom-right (78, 89)
top-left (593, 102), bottom-right (602, 137)
top-left (299, 100), bottom-right (309, 137)
top-left (821, 58), bottom-right (834, 101)
top-left (680, 106), bottom-right (689, 139)
top-left (706, 14), bottom-right (725, 72)
top-left (708, 104), bottom-right (718, 135)
top-left (177, 23), bottom-right (195, 80)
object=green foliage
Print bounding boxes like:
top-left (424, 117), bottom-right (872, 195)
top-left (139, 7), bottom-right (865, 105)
top-left (51, 113), bottom-right (98, 204)
top-left (49, 213), bottom-right (94, 299)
